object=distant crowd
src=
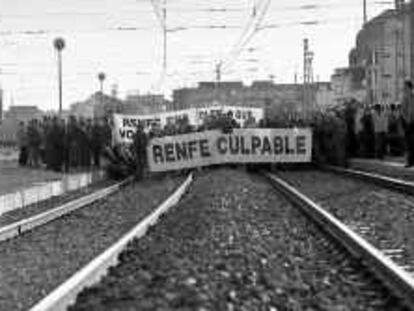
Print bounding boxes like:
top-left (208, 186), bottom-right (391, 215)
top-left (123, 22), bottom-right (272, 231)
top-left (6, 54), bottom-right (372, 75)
top-left (12, 80), bottom-right (414, 177)
top-left (17, 116), bottom-right (111, 172)
top-left (339, 80), bottom-right (414, 166)
top-left (343, 102), bottom-right (404, 158)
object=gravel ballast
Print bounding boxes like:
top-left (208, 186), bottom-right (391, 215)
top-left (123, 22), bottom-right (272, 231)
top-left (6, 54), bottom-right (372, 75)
top-left (0, 175), bottom-right (184, 311)
top-left (278, 170), bottom-right (414, 271)
top-left (70, 168), bottom-right (403, 311)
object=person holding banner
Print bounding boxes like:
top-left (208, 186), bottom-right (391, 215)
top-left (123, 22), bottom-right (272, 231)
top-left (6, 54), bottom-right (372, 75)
top-left (132, 122), bottom-right (148, 180)
top-left (221, 111), bottom-right (239, 134)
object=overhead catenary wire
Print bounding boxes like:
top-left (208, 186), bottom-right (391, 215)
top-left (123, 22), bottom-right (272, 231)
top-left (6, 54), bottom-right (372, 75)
top-left (220, 0), bottom-right (271, 74)
top-left (220, 0), bottom-right (267, 64)
top-left (0, 0), bottom-right (396, 108)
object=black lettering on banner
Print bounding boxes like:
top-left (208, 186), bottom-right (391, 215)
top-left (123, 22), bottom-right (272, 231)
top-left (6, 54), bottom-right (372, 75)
top-left (240, 136), bottom-right (250, 154)
top-left (285, 136), bottom-right (295, 154)
top-left (261, 137), bottom-right (272, 155)
top-left (175, 142), bottom-right (188, 160)
top-left (217, 137), bottom-right (228, 154)
top-left (164, 143), bottom-right (175, 162)
top-left (153, 145), bottom-right (164, 163)
top-left (122, 119), bottom-right (129, 127)
top-left (229, 136), bottom-right (240, 155)
top-left (199, 139), bottom-right (211, 157)
top-left (119, 129), bottom-right (135, 139)
top-left (188, 140), bottom-right (197, 159)
top-left (251, 136), bottom-right (261, 155)
top-left (274, 136), bottom-right (283, 154)
top-left (296, 136), bottom-right (307, 154)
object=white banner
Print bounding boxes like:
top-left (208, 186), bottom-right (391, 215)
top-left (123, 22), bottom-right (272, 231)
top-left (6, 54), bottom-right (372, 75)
top-left (147, 128), bottom-right (312, 172)
top-left (112, 110), bottom-right (196, 144)
top-left (193, 106), bottom-right (264, 126)
top-left (112, 106), bottom-right (264, 145)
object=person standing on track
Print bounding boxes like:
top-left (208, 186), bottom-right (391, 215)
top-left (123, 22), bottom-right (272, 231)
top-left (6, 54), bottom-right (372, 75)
top-left (372, 104), bottom-right (388, 160)
top-left (91, 118), bottom-right (103, 168)
top-left (132, 122), bottom-right (148, 181)
top-left (401, 80), bottom-right (414, 167)
top-left (26, 119), bottom-right (41, 167)
top-left (16, 121), bottom-right (28, 166)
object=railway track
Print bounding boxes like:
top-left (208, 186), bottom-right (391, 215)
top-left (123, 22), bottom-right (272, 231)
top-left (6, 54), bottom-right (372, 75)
top-left (29, 168), bottom-right (413, 310)
top-left (276, 169), bottom-right (414, 308)
top-left (321, 164), bottom-right (414, 195)
top-left (318, 166), bottom-right (414, 276)
top-left (266, 172), bottom-right (414, 309)
top-left (0, 174), bottom-right (187, 311)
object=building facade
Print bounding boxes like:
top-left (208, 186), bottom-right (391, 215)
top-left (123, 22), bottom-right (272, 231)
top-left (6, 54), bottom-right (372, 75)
top-left (0, 88), bottom-right (3, 122)
top-left (123, 94), bottom-right (167, 115)
top-left (350, 4), bottom-right (412, 105)
top-left (70, 92), bottom-right (168, 119)
top-left (171, 80), bottom-right (333, 116)
top-left (4, 106), bottom-right (44, 124)
top-left (331, 67), bottom-right (367, 104)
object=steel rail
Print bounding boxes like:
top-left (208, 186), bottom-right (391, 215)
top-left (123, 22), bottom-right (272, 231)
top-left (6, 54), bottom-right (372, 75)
top-left (0, 177), bottom-right (133, 242)
top-left (30, 173), bottom-right (193, 311)
top-left (319, 165), bottom-right (414, 195)
top-left (265, 172), bottom-right (414, 309)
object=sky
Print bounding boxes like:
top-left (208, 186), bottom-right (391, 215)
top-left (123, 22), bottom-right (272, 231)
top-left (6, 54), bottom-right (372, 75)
top-left (0, 0), bottom-right (395, 111)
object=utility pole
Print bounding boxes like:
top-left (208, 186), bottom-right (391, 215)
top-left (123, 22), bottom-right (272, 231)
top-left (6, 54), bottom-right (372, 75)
top-left (215, 62), bottom-right (222, 108)
top-left (411, 0), bottom-right (414, 84)
top-left (162, 0), bottom-right (167, 73)
top-left (303, 38), bottom-right (314, 116)
top-left (215, 62), bottom-right (222, 86)
top-left (363, 0), bottom-right (367, 25)
top-left (395, 0), bottom-right (405, 102)
top-left (0, 87), bottom-right (3, 122)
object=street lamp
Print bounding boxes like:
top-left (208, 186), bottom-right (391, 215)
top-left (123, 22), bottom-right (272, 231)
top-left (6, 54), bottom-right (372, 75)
top-left (53, 38), bottom-right (65, 116)
top-left (97, 72), bottom-right (106, 114)
top-left (98, 72), bottom-right (106, 94)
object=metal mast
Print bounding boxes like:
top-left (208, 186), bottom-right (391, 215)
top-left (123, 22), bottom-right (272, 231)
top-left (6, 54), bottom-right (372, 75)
top-left (303, 38), bottom-right (314, 115)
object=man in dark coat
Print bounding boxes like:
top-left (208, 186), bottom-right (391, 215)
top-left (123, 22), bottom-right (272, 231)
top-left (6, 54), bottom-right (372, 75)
top-left (91, 118), bottom-right (104, 168)
top-left (27, 119), bottom-right (41, 167)
top-left (221, 111), bottom-right (239, 134)
top-left (47, 117), bottom-right (65, 172)
top-left (132, 123), bottom-right (148, 180)
top-left (16, 121), bottom-right (28, 166)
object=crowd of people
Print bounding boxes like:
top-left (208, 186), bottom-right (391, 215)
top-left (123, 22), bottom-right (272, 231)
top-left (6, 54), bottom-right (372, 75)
top-left (343, 102), bottom-right (404, 158)
top-left (339, 80), bottom-right (414, 166)
top-left (16, 115), bottom-right (111, 172)
top-left (14, 79), bottom-right (414, 178)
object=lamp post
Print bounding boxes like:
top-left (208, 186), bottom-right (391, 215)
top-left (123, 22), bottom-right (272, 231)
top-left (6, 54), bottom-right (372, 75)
top-left (98, 72), bottom-right (106, 112)
top-left (53, 38), bottom-right (65, 116)
top-left (98, 72), bottom-right (106, 94)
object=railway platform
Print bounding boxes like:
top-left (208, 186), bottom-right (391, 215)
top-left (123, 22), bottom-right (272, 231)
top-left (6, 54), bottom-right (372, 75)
top-left (0, 161), bottom-right (105, 217)
top-left (0, 148), bottom-right (18, 162)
